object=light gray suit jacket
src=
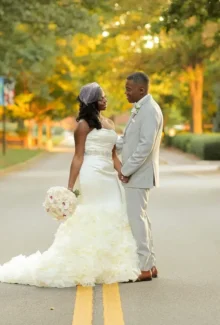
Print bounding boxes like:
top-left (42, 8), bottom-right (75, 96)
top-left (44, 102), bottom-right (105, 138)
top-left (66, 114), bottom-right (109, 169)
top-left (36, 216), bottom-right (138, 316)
top-left (117, 95), bottom-right (163, 189)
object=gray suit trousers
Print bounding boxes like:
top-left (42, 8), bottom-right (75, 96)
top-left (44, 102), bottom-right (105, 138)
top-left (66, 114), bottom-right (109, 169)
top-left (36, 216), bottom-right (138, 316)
top-left (125, 188), bottom-right (156, 271)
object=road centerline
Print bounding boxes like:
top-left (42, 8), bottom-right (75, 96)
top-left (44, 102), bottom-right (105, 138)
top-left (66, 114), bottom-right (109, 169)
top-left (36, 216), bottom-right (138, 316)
top-left (103, 283), bottom-right (125, 325)
top-left (72, 286), bottom-right (93, 325)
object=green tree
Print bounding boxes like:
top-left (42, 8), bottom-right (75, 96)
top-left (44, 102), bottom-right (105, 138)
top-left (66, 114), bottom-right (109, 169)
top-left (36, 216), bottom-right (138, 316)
top-left (97, 0), bottom-right (219, 132)
top-left (155, 0), bottom-right (220, 133)
top-left (0, 0), bottom-right (107, 76)
top-left (0, 0), bottom-right (112, 147)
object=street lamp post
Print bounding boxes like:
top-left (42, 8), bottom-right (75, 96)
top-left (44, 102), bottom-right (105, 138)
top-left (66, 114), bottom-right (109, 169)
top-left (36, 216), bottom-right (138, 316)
top-left (0, 77), bottom-right (15, 156)
top-left (0, 76), bottom-right (5, 155)
top-left (2, 105), bottom-right (6, 155)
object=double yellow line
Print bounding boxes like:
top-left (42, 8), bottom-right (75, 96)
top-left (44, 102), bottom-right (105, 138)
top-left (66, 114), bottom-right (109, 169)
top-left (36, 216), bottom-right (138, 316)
top-left (72, 283), bottom-right (124, 325)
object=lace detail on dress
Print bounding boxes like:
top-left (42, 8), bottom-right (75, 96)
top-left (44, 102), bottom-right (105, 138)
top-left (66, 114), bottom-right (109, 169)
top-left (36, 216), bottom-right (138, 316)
top-left (84, 149), bottom-right (112, 158)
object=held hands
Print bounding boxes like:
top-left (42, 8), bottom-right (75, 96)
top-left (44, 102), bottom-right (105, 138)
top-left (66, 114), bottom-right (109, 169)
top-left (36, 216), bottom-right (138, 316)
top-left (118, 171), bottom-right (130, 184)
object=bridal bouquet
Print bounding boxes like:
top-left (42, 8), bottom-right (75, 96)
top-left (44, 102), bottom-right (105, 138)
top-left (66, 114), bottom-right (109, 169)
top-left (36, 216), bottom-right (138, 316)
top-left (43, 186), bottom-right (80, 221)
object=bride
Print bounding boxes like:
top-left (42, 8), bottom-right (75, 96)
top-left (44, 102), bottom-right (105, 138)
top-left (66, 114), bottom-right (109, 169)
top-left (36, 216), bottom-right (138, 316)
top-left (0, 82), bottom-right (140, 288)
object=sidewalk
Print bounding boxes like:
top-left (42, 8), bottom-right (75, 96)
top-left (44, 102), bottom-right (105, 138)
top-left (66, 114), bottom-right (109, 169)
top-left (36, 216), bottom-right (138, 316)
top-left (160, 147), bottom-right (220, 173)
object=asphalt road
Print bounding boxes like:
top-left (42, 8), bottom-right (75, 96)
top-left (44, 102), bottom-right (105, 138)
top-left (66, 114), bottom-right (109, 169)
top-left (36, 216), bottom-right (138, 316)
top-left (0, 152), bottom-right (220, 325)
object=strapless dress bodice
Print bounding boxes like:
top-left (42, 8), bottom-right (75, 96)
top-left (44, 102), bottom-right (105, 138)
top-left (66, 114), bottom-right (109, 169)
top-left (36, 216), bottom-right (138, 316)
top-left (84, 128), bottom-right (117, 158)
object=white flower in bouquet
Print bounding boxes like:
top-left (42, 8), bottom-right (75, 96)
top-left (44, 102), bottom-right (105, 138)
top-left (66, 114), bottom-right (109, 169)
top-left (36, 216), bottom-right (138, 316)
top-left (43, 187), bottom-right (80, 221)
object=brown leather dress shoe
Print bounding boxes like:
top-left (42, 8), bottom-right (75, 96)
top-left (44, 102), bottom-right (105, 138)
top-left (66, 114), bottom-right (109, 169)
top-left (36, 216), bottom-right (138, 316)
top-left (151, 266), bottom-right (158, 278)
top-left (136, 270), bottom-right (152, 282)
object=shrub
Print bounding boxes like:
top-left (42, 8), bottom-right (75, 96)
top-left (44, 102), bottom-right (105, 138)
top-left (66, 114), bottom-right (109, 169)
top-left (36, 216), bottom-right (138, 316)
top-left (203, 141), bottom-right (220, 160)
top-left (190, 134), bottom-right (220, 160)
top-left (163, 134), bottom-right (173, 147)
top-left (172, 134), bottom-right (194, 152)
top-left (170, 133), bottom-right (220, 160)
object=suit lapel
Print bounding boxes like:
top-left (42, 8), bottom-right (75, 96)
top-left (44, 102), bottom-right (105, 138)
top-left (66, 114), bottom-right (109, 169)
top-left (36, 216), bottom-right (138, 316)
top-left (124, 95), bottom-right (152, 137)
top-left (124, 113), bottom-right (134, 134)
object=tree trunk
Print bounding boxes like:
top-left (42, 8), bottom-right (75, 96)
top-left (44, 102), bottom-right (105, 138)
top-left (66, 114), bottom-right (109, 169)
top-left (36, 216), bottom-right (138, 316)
top-left (27, 119), bottom-right (34, 149)
top-left (46, 117), bottom-right (53, 151)
top-left (187, 64), bottom-right (204, 134)
top-left (37, 121), bottom-right (44, 148)
top-left (213, 82), bottom-right (220, 132)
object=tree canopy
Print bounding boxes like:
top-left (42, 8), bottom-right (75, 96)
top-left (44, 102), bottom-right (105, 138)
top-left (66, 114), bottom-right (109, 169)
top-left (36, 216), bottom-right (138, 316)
top-left (1, 0), bottom-right (219, 134)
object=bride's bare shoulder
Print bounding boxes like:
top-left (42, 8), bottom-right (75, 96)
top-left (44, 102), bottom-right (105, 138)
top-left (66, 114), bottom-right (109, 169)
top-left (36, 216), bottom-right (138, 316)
top-left (75, 120), bottom-right (90, 135)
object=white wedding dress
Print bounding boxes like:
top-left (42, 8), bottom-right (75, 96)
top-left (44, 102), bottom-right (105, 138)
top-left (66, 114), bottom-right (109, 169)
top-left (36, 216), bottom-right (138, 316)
top-left (0, 128), bottom-right (140, 288)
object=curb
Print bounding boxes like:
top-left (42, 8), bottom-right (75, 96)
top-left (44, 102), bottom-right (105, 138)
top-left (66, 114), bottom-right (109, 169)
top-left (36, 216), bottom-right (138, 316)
top-left (0, 151), bottom-right (48, 177)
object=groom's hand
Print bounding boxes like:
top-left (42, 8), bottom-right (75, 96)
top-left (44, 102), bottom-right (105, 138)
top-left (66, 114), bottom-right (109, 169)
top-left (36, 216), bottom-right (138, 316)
top-left (118, 172), bottom-right (130, 183)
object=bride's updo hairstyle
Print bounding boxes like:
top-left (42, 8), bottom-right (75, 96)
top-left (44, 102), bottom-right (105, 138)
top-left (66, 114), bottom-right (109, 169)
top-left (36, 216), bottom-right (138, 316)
top-left (76, 82), bottom-right (102, 130)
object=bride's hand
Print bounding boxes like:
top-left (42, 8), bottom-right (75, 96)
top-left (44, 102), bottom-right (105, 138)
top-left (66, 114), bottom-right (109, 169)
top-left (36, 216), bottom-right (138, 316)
top-left (118, 172), bottom-right (130, 183)
top-left (122, 176), bottom-right (130, 183)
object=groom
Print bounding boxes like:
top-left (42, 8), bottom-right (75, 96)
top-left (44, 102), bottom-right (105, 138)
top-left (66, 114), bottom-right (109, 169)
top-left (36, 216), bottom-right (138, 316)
top-left (117, 72), bottom-right (163, 282)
